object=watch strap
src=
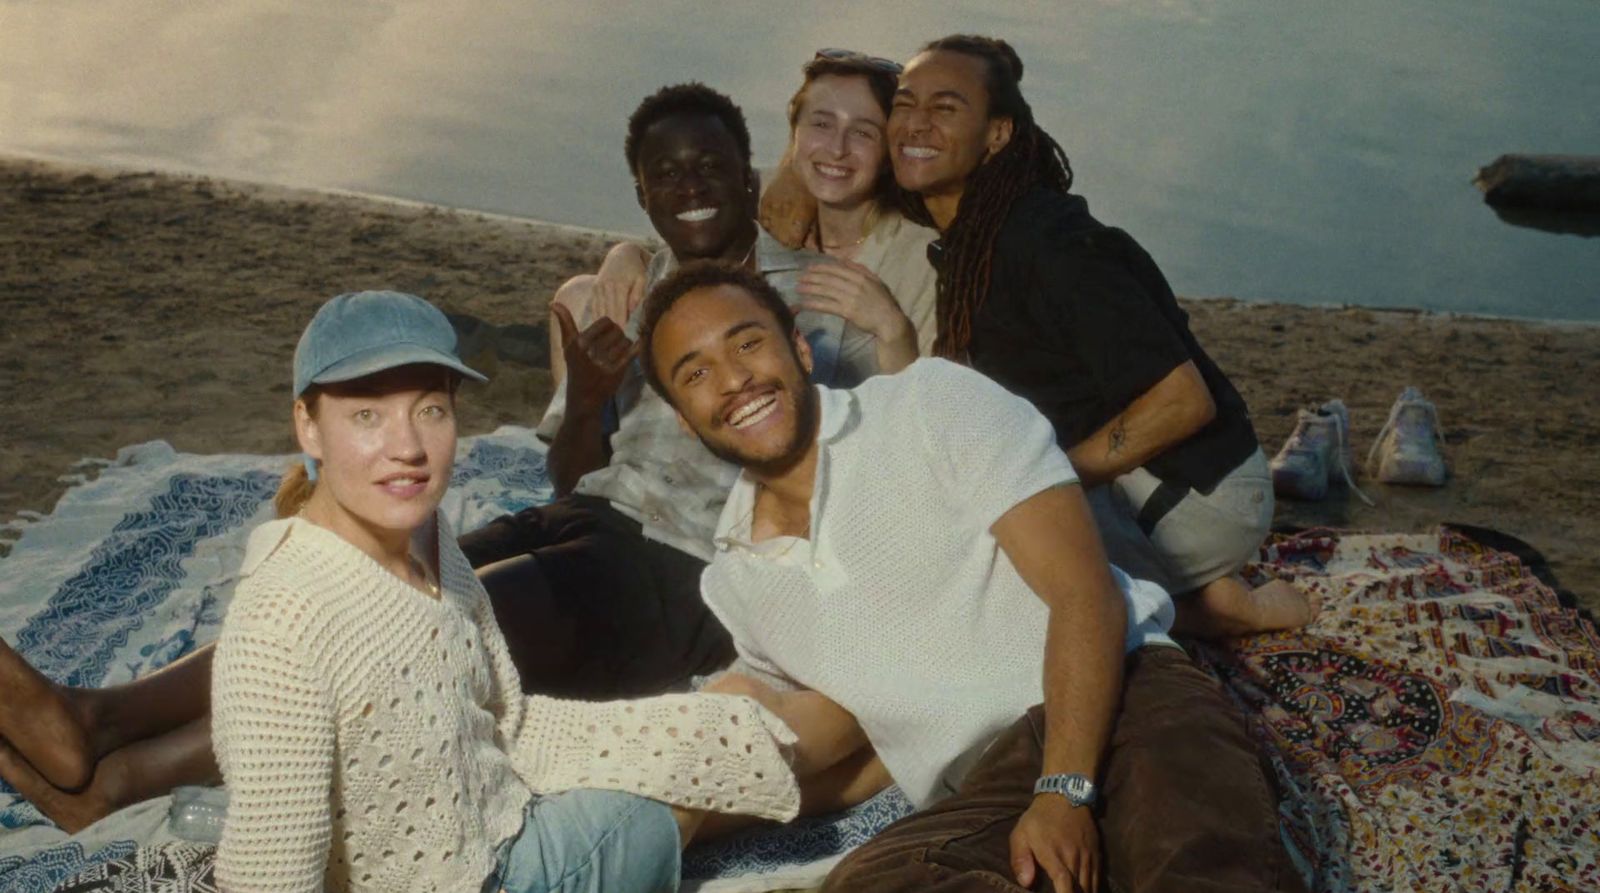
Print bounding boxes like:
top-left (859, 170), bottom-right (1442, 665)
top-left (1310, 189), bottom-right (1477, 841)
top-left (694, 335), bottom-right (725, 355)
top-left (1033, 772), bottom-right (1097, 806)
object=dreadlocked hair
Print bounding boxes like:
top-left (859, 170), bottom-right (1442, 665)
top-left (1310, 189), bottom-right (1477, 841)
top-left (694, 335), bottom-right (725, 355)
top-left (902, 35), bottom-right (1074, 360)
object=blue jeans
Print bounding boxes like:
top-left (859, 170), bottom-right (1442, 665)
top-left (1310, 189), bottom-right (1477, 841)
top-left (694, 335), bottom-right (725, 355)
top-left (486, 789), bottom-right (681, 893)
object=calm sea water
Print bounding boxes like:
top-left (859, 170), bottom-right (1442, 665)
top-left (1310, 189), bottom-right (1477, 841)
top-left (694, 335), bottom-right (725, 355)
top-left (2, 0), bottom-right (1596, 320)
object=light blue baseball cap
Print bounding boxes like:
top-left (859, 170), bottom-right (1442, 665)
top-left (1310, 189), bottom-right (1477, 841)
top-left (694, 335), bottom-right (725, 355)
top-left (293, 290), bottom-right (487, 397)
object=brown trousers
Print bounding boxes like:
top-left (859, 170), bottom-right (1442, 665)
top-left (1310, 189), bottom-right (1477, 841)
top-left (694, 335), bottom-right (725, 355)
top-left (823, 646), bottom-right (1307, 893)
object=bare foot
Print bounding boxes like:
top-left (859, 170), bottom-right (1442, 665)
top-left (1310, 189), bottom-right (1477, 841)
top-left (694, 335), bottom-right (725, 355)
top-left (0, 638), bottom-right (94, 790)
top-left (1247, 578), bottom-right (1322, 630)
top-left (1173, 575), bottom-right (1322, 639)
top-left (0, 738), bottom-right (114, 833)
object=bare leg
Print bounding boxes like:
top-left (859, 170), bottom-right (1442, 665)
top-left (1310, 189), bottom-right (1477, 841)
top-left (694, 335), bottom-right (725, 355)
top-left (0, 637), bottom-right (214, 792)
top-left (0, 715), bottom-right (219, 833)
top-left (0, 636), bottom-right (94, 789)
top-left (801, 746), bottom-right (891, 816)
top-left (79, 645), bottom-right (214, 756)
top-left (1172, 575), bottom-right (1322, 639)
top-left (548, 275), bottom-right (598, 388)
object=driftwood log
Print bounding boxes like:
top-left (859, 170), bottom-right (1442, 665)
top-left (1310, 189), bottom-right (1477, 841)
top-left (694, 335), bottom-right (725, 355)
top-left (1474, 154), bottom-right (1600, 209)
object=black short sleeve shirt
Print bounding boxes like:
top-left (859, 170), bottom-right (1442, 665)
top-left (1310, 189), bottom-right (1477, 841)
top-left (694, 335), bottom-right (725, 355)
top-left (954, 189), bottom-right (1259, 494)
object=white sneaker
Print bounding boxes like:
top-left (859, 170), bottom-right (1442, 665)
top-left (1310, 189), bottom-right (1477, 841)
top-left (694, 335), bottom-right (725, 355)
top-left (1271, 399), bottom-right (1369, 503)
top-left (1368, 387), bottom-right (1447, 486)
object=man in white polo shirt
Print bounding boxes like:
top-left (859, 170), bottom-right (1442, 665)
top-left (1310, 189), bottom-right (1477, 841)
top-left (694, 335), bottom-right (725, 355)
top-left (637, 262), bottom-right (1305, 893)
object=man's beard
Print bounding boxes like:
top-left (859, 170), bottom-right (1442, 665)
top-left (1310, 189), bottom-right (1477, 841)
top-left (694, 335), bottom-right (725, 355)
top-left (698, 381), bottom-right (819, 479)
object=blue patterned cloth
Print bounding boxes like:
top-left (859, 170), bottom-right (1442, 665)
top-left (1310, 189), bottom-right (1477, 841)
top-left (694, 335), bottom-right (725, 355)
top-left (0, 431), bottom-right (912, 893)
top-left (682, 785), bottom-right (913, 889)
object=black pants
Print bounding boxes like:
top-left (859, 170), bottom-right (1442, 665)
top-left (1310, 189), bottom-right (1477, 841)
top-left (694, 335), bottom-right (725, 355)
top-left (460, 495), bottom-right (734, 699)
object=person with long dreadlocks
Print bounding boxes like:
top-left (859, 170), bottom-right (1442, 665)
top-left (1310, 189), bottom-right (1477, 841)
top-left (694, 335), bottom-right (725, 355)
top-left (889, 34), bottom-right (1314, 642)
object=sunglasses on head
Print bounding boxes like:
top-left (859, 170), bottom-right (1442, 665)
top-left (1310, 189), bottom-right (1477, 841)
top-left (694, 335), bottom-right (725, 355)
top-left (814, 48), bottom-right (903, 74)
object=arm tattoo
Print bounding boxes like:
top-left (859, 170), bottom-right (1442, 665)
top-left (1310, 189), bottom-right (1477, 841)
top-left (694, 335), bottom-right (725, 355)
top-left (1107, 416), bottom-right (1127, 457)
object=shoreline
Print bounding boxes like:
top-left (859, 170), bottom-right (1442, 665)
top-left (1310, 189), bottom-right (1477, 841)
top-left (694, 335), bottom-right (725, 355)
top-left (1182, 292), bottom-right (1600, 331)
top-left (18, 149), bottom-right (1596, 328)
top-left (3, 155), bottom-right (1597, 613)
top-left (0, 148), bottom-right (645, 245)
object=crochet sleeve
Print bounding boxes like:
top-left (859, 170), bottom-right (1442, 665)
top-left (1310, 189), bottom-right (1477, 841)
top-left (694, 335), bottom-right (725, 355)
top-left (506, 692), bottom-right (801, 822)
top-left (213, 619), bottom-right (337, 892)
top-left (469, 587), bottom-right (800, 821)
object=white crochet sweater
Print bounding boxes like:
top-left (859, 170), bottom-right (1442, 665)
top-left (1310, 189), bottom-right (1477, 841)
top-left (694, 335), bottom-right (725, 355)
top-left (212, 516), bottom-right (799, 893)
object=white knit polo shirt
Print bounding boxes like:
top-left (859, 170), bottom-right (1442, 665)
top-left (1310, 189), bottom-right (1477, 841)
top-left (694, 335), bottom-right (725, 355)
top-left (702, 359), bottom-right (1176, 806)
top-left (212, 516), bottom-right (799, 893)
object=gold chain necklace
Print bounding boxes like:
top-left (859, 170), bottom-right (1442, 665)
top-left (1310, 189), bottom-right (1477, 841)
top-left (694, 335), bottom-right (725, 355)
top-left (409, 554), bottom-right (440, 598)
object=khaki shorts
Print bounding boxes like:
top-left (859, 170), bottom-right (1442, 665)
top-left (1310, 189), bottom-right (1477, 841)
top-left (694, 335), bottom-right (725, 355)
top-left (1086, 448), bottom-right (1273, 595)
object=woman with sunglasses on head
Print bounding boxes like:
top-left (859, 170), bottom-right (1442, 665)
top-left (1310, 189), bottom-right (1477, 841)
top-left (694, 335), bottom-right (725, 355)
top-left (549, 49), bottom-right (938, 381)
top-left (772, 48), bottom-right (938, 371)
top-left (208, 290), bottom-right (799, 892)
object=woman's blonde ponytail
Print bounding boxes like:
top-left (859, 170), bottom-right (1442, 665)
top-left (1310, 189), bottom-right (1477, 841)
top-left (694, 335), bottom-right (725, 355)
top-left (273, 459), bottom-right (316, 519)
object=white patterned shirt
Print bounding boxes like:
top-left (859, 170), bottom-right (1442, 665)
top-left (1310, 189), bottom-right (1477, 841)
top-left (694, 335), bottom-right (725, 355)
top-left (701, 359), bottom-right (1177, 806)
top-left (537, 232), bottom-right (879, 560)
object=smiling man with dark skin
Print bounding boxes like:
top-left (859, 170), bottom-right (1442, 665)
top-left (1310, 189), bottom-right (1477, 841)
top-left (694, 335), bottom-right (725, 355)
top-left (459, 82), bottom-right (880, 700)
top-left (890, 35), bottom-right (1313, 642)
top-left (543, 96), bottom-right (759, 497)
top-left (638, 262), bottom-right (1304, 893)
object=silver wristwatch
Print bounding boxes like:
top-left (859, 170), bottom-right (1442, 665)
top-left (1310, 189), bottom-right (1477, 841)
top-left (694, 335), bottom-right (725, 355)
top-left (1033, 773), bottom-right (1097, 806)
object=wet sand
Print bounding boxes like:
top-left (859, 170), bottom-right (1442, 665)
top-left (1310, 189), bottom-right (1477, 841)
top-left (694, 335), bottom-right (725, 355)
top-left (3, 156), bottom-right (1597, 616)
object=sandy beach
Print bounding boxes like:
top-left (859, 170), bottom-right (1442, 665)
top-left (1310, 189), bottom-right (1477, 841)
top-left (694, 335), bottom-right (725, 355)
top-left (3, 156), bottom-right (1597, 616)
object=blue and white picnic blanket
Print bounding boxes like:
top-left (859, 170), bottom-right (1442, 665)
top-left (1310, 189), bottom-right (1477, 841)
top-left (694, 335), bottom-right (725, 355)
top-left (0, 430), bottom-right (911, 893)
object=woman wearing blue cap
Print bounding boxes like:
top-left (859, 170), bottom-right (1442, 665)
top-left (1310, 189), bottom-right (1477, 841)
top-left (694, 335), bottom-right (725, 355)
top-left (2, 291), bottom-right (801, 892)
top-left (214, 290), bottom-right (800, 892)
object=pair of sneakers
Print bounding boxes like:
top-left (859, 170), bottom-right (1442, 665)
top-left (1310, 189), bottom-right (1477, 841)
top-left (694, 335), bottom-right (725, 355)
top-left (1270, 387), bottom-right (1447, 501)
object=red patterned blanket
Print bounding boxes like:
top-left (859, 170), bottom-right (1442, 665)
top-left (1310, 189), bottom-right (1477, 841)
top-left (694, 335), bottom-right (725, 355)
top-left (1194, 528), bottom-right (1600, 892)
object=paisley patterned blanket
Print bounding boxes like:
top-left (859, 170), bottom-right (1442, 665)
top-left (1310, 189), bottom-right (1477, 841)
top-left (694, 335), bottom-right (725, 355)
top-left (1197, 528), bottom-right (1600, 892)
top-left (3, 438), bottom-right (1596, 892)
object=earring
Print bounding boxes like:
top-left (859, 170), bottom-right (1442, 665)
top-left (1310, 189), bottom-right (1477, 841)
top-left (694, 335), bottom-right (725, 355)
top-left (303, 453), bottom-right (319, 482)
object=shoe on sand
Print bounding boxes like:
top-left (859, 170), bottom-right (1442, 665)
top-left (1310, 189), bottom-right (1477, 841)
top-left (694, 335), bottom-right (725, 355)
top-left (1270, 399), bottom-right (1372, 503)
top-left (1368, 386), bottom-right (1447, 486)
top-left (1270, 400), bottom-right (1340, 501)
